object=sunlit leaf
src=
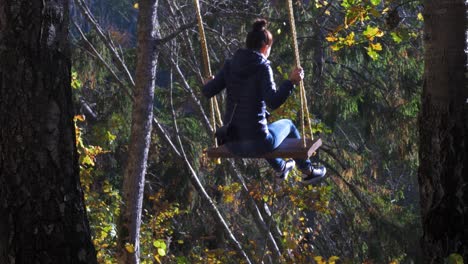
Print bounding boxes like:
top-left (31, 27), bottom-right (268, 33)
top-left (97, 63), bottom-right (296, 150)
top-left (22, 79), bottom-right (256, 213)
top-left (370, 42), bottom-right (382, 51)
top-left (391, 32), bottom-right (403, 43)
top-left (82, 155), bottom-right (95, 166)
top-left (365, 47), bottom-right (379, 60)
top-left (326, 35), bottom-right (338, 42)
top-left (344, 32), bottom-right (355, 46)
top-left (313, 256), bottom-right (326, 264)
top-left (74, 115), bottom-right (85, 122)
top-left (133, 3), bottom-right (139, 9)
top-left (370, 0), bottom-right (381, 5)
top-left (125, 243), bottom-right (135, 253)
top-left (157, 248), bottom-right (166, 256)
top-left (329, 256), bottom-right (340, 264)
top-left (417, 13), bottom-right (424, 21)
top-left (363, 25), bottom-right (383, 41)
top-left (106, 131), bottom-right (116, 142)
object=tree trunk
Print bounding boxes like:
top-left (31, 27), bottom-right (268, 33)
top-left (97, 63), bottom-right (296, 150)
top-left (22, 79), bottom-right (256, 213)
top-left (117, 1), bottom-right (160, 263)
top-left (0, 1), bottom-right (97, 263)
top-left (418, 0), bottom-right (467, 262)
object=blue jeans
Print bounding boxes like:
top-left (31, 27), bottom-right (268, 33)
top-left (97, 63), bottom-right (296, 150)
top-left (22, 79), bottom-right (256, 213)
top-left (226, 119), bottom-right (311, 172)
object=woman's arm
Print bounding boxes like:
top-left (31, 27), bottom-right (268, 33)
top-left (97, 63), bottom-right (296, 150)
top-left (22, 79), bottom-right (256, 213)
top-left (259, 64), bottom-right (295, 110)
top-left (202, 63), bottom-right (227, 98)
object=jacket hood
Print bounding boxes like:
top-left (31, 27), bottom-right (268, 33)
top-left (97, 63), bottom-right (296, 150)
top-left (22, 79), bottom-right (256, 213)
top-left (229, 49), bottom-right (268, 77)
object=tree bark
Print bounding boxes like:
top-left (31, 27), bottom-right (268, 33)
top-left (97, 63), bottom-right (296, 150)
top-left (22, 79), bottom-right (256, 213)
top-left (117, 1), bottom-right (160, 263)
top-left (418, 0), bottom-right (467, 262)
top-left (0, 1), bottom-right (97, 263)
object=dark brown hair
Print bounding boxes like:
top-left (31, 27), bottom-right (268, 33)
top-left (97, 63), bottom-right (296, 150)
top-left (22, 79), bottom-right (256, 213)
top-left (246, 19), bottom-right (273, 50)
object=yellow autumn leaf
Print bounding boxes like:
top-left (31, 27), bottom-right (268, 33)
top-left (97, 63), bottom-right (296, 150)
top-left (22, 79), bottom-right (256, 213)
top-left (344, 32), bottom-right (355, 46)
top-left (370, 42), bottom-right (382, 51)
top-left (375, 30), bottom-right (384, 37)
top-left (224, 194), bottom-right (234, 203)
top-left (74, 115), bottom-right (85, 122)
top-left (125, 243), bottom-right (135, 253)
top-left (326, 35), bottom-right (338, 42)
top-left (329, 256), bottom-right (340, 264)
top-left (314, 256), bottom-right (326, 264)
top-left (133, 3), bottom-right (139, 9)
top-left (417, 13), bottom-right (424, 21)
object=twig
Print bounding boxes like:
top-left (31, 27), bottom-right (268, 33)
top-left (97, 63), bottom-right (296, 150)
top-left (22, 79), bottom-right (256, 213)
top-left (72, 20), bottom-right (134, 101)
top-left (74, 0), bottom-right (136, 87)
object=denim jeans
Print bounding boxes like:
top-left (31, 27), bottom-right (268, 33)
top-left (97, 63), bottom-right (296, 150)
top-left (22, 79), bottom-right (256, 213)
top-left (226, 119), bottom-right (311, 172)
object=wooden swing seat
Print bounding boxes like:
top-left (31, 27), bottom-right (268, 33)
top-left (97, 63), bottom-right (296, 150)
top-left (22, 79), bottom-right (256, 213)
top-left (205, 138), bottom-right (322, 159)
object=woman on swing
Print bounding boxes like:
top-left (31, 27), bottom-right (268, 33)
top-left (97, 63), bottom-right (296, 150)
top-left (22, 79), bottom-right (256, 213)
top-left (203, 19), bottom-right (326, 184)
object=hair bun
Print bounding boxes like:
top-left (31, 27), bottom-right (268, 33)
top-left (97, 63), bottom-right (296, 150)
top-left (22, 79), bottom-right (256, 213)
top-left (252, 19), bottom-right (268, 31)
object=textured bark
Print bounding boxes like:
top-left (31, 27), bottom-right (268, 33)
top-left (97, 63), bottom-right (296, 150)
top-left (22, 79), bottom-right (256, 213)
top-left (0, 1), bottom-right (97, 263)
top-left (418, 0), bottom-right (467, 262)
top-left (117, 1), bottom-right (160, 263)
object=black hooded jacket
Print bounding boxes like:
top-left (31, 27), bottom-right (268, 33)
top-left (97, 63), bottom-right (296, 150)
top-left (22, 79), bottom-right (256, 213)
top-left (202, 49), bottom-right (295, 141)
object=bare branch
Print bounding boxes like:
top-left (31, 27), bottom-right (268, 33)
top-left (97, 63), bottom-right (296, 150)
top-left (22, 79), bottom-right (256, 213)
top-left (74, 0), bottom-right (136, 87)
top-left (162, 52), bottom-right (214, 133)
top-left (72, 20), bottom-right (134, 100)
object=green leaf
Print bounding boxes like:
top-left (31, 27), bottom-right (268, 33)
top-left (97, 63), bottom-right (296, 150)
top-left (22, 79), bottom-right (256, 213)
top-left (157, 248), bottom-right (166, 257)
top-left (365, 47), bottom-right (379, 60)
top-left (370, 0), bottom-right (381, 6)
top-left (153, 239), bottom-right (166, 250)
top-left (82, 156), bottom-right (95, 166)
top-left (417, 13), bottom-right (424, 21)
top-left (390, 32), bottom-right (402, 44)
top-left (447, 253), bottom-right (463, 264)
top-left (106, 131), bottom-right (116, 142)
top-left (363, 25), bottom-right (383, 41)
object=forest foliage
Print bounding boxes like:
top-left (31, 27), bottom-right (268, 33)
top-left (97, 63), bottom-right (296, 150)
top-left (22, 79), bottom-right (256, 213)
top-left (71, 0), bottom-right (424, 262)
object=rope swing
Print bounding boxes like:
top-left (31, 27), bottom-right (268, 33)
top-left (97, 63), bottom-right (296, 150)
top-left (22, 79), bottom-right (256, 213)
top-left (286, 0), bottom-right (314, 147)
top-left (193, 0), bottom-right (223, 148)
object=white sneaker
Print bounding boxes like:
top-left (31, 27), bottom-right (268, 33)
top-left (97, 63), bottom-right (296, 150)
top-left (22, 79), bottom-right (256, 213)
top-left (275, 160), bottom-right (295, 183)
top-left (300, 165), bottom-right (326, 185)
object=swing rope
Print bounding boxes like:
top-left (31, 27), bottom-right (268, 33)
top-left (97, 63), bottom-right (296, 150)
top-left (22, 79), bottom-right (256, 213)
top-left (193, 0), bottom-right (223, 148)
top-left (287, 0), bottom-right (314, 147)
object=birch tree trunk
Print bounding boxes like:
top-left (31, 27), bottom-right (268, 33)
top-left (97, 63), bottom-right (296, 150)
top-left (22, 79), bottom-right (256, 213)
top-left (418, 0), bottom-right (467, 261)
top-left (0, 0), bottom-right (97, 263)
top-left (117, 0), bottom-right (160, 263)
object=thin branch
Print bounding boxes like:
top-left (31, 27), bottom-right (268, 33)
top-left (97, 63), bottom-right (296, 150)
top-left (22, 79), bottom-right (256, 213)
top-left (162, 52), bottom-right (214, 133)
top-left (156, 20), bottom-right (198, 45)
top-left (74, 0), bottom-right (136, 87)
top-left (152, 117), bottom-right (181, 157)
top-left (72, 20), bottom-right (134, 101)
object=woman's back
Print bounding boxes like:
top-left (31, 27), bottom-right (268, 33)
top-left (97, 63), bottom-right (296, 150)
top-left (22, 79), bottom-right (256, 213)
top-left (224, 49), bottom-right (269, 140)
